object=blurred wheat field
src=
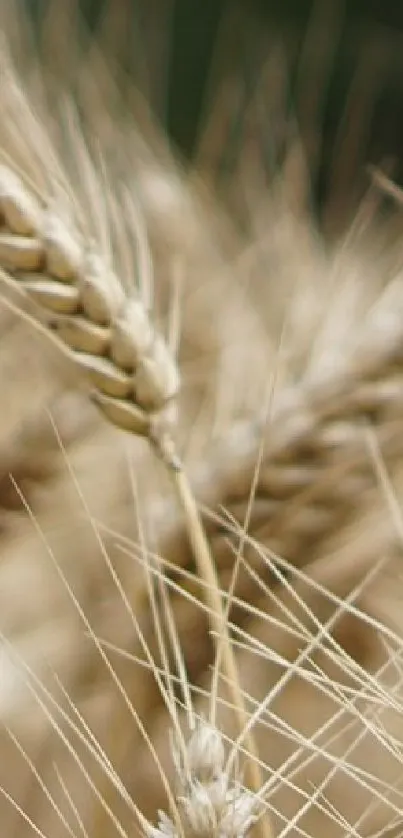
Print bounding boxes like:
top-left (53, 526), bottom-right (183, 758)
top-left (2, 3), bottom-right (403, 838)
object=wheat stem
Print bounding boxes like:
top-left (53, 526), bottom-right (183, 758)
top-left (164, 453), bottom-right (268, 835)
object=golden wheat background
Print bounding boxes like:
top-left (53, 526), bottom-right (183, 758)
top-left (1, 3), bottom-right (403, 838)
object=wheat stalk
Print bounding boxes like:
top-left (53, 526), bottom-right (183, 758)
top-left (0, 137), bottom-right (272, 836)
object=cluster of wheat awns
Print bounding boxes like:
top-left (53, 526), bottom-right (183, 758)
top-left (2, 16), bottom-right (403, 838)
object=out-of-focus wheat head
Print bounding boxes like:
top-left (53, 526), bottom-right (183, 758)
top-left (1, 2), bottom-right (403, 838)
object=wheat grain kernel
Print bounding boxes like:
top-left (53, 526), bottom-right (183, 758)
top-left (110, 297), bottom-right (154, 369)
top-left (50, 316), bottom-right (110, 354)
top-left (74, 353), bottom-right (132, 398)
top-left (79, 251), bottom-right (125, 325)
top-left (186, 722), bottom-right (225, 783)
top-left (0, 165), bottom-right (42, 235)
top-left (43, 213), bottom-right (83, 280)
top-left (91, 390), bottom-right (150, 436)
top-left (18, 276), bottom-right (80, 314)
top-left (0, 234), bottom-right (44, 270)
top-left (134, 336), bottom-right (180, 411)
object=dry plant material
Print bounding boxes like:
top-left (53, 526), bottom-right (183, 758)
top-left (2, 13), bottom-right (403, 838)
top-left (147, 721), bottom-right (260, 838)
top-left (0, 157), bottom-right (269, 835)
top-left (0, 163), bottom-right (179, 438)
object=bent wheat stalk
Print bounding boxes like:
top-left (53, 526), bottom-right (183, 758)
top-left (0, 158), bottom-right (270, 836)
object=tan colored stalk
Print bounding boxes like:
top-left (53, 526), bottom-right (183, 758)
top-left (0, 163), bottom-right (270, 838)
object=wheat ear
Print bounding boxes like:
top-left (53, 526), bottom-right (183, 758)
top-left (147, 720), bottom-right (261, 838)
top-left (0, 161), bottom-right (271, 837)
top-left (190, 267), bottom-right (403, 572)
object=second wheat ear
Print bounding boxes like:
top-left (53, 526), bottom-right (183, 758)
top-left (0, 163), bottom-right (271, 838)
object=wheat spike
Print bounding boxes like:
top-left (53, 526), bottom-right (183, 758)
top-left (147, 721), bottom-right (260, 838)
top-left (0, 162), bottom-right (179, 441)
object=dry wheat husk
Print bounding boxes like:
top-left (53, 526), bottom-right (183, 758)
top-left (1, 7), bottom-right (403, 838)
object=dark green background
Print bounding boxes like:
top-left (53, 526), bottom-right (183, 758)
top-left (22, 0), bottom-right (403, 224)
